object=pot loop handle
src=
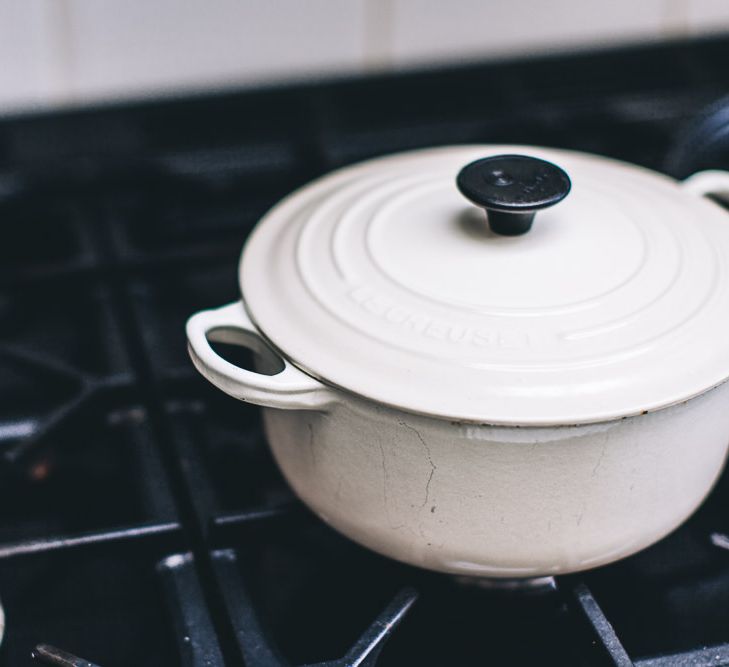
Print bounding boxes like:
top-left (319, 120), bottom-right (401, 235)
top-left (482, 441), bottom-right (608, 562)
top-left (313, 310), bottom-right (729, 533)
top-left (682, 170), bottom-right (729, 204)
top-left (186, 301), bottom-right (336, 410)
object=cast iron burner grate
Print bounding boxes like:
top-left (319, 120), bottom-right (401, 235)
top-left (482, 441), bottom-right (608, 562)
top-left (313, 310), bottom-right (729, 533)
top-left (0, 34), bottom-right (728, 666)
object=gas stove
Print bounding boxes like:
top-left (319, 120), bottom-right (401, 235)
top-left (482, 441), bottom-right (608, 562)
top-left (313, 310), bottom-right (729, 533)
top-left (1, 35), bottom-right (729, 666)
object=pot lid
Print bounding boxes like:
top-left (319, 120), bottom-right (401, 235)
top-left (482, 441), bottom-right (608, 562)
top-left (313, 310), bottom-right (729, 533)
top-left (240, 145), bottom-right (729, 425)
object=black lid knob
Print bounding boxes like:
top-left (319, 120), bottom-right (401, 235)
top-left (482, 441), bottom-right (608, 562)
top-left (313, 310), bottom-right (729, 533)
top-left (456, 154), bottom-right (571, 236)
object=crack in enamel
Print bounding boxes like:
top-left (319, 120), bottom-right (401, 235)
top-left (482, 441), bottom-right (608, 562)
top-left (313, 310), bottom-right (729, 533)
top-left (397, 419), bottom-right (437, 509)
top-left (591, 431), bottom-right (610, 478)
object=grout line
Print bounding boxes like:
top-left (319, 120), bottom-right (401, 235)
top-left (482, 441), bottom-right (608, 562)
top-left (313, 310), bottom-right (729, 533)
top-left (363, 0), bottom-right (394, 71)
top-left (41, 0), bottom-right (75, 105)
top-left (663, 0), bottom-right (690, 37)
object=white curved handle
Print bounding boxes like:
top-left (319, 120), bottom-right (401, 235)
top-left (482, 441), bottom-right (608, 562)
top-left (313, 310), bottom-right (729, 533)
top-left (682, 170), bottom-right (729, 204)
top-left (186, 301), bottom-right (336, 410)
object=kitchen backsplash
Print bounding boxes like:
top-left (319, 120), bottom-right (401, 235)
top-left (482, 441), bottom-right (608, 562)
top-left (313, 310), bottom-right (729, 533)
top-left (1, 0), bottom-right (728, 113)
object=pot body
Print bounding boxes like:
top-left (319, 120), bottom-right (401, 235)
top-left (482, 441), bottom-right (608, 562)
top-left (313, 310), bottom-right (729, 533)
top-left (187, 149), bottom-right (729, 578)
top-left (261, 382), bottom-right (729, 577)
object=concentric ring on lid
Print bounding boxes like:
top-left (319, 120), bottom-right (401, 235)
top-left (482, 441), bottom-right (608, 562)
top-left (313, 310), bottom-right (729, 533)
top-left (240, 145), bottom-right (729, 425)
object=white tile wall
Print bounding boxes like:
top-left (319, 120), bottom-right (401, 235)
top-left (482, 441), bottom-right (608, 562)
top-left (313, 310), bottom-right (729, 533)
top-left (384, 0), bottom-right (675, 67)
top-left (0, 1), bottom-right (68, 112)
top-left (686, 0), bottom-right (729, 33)
top-left (0, 0), bottom-right (728, 113)
top-left (62, 0), bottom-right (367, 102)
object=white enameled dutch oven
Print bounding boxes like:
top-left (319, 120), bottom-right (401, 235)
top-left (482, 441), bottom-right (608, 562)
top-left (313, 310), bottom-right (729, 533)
top-left (187, 145), bottom-right (729, 578)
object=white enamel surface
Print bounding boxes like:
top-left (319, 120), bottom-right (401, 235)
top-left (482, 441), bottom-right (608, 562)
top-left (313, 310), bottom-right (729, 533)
top-left (186, 302), bottom-right (336, 410)
top-left (187, 148), bottom-right (729, 575)
top-left (263, 380), bottom-right (729, 577)
top-left (241, 145), bottom-right (729, 425)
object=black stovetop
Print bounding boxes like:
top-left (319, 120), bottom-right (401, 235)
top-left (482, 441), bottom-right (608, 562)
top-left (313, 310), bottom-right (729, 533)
top-left (2, 35), bottom-right (729, 667)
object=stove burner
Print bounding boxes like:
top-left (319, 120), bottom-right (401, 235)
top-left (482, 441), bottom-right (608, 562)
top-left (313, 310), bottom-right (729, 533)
top-left (0, 343), bottom-right (124, 470)
top-left (453, 575), bottom-right (558, 594)
top-left (210, 548), bottom-right (417, 666)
